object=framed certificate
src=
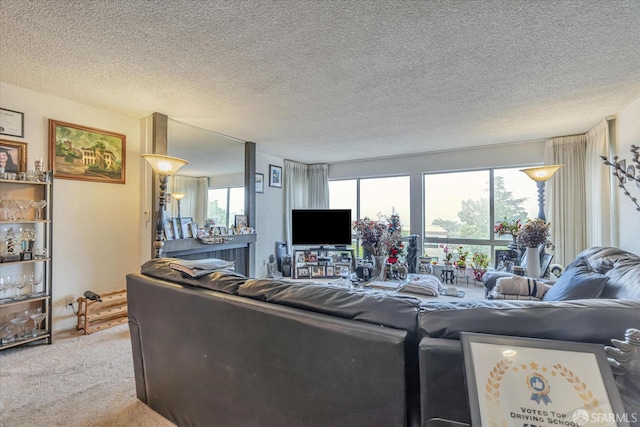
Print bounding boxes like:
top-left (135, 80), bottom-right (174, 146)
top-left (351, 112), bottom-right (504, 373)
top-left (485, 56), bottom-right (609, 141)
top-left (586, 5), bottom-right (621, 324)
top-left (0, 108), bottom-right (24, 138)
top-left (461, 333), bottom-right (629, 427)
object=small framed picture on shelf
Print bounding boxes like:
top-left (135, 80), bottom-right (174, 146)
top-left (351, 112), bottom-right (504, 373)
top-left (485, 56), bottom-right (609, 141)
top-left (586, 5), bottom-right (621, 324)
top-left (295, 251), bottom-right (306, 263)
top-left (326, 265), bottom-right (335, 277)
top-left (307, 253), bottom-right (318, 262)
top-left (269, 164), bottom-right (282, 188)
top-left (234, 214), bottom-right (248, 229)
top-left (218, 226), bottom-right (227, 235)
top-left (334, 263), bottom-right (351, 274)
top-left (297, 266), bottom-right (310, 278)
top-left (163, 221), bottom-right (175, 240)
top-left (311, 265), bottom-right (326, 278)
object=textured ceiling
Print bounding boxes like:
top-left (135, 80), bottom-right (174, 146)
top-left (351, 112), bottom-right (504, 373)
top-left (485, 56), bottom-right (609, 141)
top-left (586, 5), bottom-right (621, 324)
top-left (1, 0), bottom-right (640, 170)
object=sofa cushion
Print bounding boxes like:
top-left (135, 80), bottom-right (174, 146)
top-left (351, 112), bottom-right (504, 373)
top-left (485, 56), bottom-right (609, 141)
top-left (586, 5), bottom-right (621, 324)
top-left (140, 258), bottom-right (247, 294)
top-left (577, 246), bottom-right (640, 299)
top-left (418, 299), bottom-right (640, 346)
top-left (238, 279), bottom-right (421, 333)
top-left (542, 257), bottom-right (608, 301)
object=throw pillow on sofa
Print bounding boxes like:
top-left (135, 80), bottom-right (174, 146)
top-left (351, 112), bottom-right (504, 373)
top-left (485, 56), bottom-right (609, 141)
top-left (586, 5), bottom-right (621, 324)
top-left (542, 257), bottom-right (609, 301)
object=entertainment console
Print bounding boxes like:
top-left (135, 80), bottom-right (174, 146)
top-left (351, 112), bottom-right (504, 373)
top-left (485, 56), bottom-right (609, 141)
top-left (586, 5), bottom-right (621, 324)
top-left (292, 246), bottom-right (356, 279)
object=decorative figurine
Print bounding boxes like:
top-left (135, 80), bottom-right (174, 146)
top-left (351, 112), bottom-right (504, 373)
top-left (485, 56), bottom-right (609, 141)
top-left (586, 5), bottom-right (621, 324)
top-left (606, 328), bottom-right (640, 416)
top-left (4, 227), bottom-right (16, 254)
top-left (266, 254), bottom-right (282, 279)
top-left (407, 235), bottom-right (418, 273)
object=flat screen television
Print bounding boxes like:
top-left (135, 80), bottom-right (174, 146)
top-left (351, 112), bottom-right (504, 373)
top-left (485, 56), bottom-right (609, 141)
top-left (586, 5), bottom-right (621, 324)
top-left (291, 209), bottom-right (352, 247)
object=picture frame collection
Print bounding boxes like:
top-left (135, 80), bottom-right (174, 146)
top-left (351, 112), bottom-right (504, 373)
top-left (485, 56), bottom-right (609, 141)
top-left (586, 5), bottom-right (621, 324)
top-left (294, 249), bottom-right (352, 279)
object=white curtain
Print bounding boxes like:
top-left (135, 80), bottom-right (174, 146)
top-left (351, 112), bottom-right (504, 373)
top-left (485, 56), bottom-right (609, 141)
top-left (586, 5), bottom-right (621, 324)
top-left (585, 119), bottom-right (613, 247)
top-left (170, 175), bottom-right (209, 227)
top-left (545, 134), bottom-right (587, 266)
top-left (284, 160), bottom-right (329, 251)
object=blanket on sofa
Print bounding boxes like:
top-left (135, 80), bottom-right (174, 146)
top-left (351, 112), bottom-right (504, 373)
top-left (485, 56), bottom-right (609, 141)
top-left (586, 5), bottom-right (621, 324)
top-left (488, 275), bottom-right (552, 300)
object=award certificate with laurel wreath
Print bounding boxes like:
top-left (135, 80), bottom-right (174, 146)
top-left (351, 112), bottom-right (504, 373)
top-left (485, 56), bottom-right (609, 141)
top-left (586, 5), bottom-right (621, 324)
top-left (462, 333), bottom-right (629, 427)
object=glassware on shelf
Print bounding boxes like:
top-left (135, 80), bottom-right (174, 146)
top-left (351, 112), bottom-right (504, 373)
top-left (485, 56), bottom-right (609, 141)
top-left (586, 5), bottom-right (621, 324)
top-left (0, 276), bottom-right (9, 301)
top-left (30, 272), bottom-right (44, 296)
top-left (13, 275), bottom-right (28, 299)
top-left (32, 200), bottom-right (47, 220)
top-left (13, 199), bottom-right (32, 220)
top-left (29, 308), bottom-right (47, 337)
top-left (0, 322), bottom-right (16, 345)
top-left (2, 200), bottom-right (19, 221)
top-left (34, 247), bottom-right (47, 259)
top-left (10, 311), bottom-right (30, 339)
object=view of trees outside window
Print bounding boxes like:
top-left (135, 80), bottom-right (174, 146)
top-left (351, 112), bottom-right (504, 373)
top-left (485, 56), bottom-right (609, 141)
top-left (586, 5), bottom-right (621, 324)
top-left (207, 187), bottom-right (245, 228)
top-left (329, 176), bottom-right (410, 256)
top-left (424, 168), bottom-right (537, 264)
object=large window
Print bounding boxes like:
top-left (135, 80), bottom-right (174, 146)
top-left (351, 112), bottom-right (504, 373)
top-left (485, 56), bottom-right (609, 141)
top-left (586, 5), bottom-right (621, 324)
top-left (329, 176), bottom-right (410, 256)
top-left (207, 187), bottom-right (244, 228)
top-left (423, 168), bottom-right (537, 263)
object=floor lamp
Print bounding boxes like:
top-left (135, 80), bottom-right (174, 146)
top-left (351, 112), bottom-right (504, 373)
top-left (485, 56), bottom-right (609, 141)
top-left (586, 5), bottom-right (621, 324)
top-left (520, 165), bottom-right (563, 222)
top-left (172, 193), bottom-right (186, 218)
top-left (142, 154), bottom-right (189, 258)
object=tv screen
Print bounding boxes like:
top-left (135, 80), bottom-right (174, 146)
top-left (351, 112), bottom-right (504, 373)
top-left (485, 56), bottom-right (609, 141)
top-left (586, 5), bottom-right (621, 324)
top-left (291, 209), bottom-right (352, 247)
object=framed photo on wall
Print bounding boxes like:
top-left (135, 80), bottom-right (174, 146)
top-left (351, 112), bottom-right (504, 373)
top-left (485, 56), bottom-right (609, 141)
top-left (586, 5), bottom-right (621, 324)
top-left (269, 164), bottom-right (282, 188)
top-left (461, 333), bottom-right (628, 427)
top-left (0, 139), bottom-right (27, 172)
top-left (49, 119), bottom-right (126, 184)
top-left (256, 172), bottom-right (264, 193)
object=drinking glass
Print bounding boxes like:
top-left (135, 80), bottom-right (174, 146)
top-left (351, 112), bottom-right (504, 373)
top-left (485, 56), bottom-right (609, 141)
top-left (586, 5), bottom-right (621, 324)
top-left (30, 308), bottom-right (47, 337)
top-left (32, 200), bottom-right (47, 220)
top-left (31, 272), bottom-right (44, 296)
top-left (1, 323), bottom-right (16, 345)
top-left (0, 276), bottom-right (9, 301)
top-left (10, 311), bottom-right (30, 339)
top-left (14, 275), bottom-right (28, 299)
top-left (339, 266), bottom-right (351, 287)
top-left (14, 199), bottom-right (32, 220)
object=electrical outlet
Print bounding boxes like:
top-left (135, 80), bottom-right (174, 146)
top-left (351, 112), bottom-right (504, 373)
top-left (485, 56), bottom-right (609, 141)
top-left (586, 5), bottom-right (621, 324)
top-left (65, 296), bottom-right (74, 307)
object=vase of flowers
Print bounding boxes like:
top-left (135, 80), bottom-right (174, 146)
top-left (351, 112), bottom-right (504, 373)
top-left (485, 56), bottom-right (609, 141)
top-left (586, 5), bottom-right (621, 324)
top-left (471, 252), bottom-right (490, 281)
top-left (517, 219), bottom-right (552, 278)
top-left (353, 213), bottom-right (404, 281)
top-left (494, 217), bottom-right (523, 264)
top-left (439, 244), bottom-right (454, 269)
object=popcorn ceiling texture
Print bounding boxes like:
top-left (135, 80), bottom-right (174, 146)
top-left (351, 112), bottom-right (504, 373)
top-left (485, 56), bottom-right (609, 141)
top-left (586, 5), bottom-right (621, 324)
top-left (1, 0), bottom-right (639, 164)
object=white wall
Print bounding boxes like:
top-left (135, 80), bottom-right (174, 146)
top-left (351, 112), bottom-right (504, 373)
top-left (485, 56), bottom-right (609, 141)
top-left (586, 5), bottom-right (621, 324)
top-left (1, 82), bottom-right (146, 331)
top-left (615, 96), bottom-right (640, 255)
top-left (254, 151), bottom-right (285, 277)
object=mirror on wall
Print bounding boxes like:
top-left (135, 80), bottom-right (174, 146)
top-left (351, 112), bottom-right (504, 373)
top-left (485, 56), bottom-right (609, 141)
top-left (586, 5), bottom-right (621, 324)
top-left (167, 119), bottom-right (245, 181)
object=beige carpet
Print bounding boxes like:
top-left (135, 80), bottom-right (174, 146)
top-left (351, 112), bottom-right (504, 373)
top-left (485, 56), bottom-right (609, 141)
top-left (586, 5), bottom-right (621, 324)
top-left (0, 324), bottom-right (175, 427)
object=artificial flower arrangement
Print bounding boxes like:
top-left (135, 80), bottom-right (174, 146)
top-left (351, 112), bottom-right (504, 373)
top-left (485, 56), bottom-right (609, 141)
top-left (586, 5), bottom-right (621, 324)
top-left (471, 252), bottom-right (490, 269)
top-left (439, 243), bottom-right (453, 264)
top-left (517, 218), bottom-right (552, 248)
top-left (455, 245), bottom-right (469, 268)
top-left (494, 217), bottom-right (522, 237)
top-left (353, 212), bottom-right (404, 260)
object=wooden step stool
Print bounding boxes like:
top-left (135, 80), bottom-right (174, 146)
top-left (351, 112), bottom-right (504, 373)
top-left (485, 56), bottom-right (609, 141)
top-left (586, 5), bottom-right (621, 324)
top-left (76, 289), bottom-right (128, 334)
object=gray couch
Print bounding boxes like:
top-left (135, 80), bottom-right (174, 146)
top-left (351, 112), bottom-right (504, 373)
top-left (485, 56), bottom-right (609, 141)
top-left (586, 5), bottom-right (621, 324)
top-left (127, 247), bottom-right (640, 426)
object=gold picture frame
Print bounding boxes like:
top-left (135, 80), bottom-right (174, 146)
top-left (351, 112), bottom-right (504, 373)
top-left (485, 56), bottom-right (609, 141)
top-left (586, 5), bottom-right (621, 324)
top-left (0, 139), bottom-right (27, 173)
top-left (49, 119), bottom-right (126, 184)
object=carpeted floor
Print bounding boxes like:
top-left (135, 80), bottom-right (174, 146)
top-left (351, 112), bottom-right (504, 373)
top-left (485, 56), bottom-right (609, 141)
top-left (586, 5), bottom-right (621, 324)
top-left (0, 324), bottom-right (175, 427)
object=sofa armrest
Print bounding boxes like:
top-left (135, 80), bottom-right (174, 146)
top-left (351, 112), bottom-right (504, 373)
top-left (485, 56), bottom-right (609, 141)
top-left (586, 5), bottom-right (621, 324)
top-left (419, 338), bottom-right (470, 425)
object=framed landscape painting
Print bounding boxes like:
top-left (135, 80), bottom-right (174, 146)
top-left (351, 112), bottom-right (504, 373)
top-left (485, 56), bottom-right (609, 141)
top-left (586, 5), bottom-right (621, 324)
top-left (49, 119), bottom-right (126, 184)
